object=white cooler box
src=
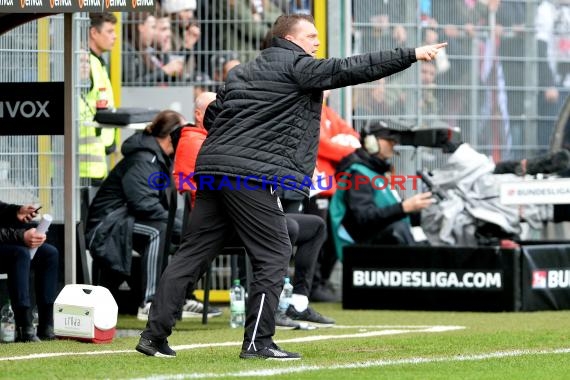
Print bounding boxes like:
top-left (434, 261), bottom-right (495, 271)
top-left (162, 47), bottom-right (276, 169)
top-left (54, 285), bottom-right (118, 343)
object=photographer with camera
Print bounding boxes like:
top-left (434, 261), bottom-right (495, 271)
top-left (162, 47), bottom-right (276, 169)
top-left (329, 121), bottom-right (435, 259)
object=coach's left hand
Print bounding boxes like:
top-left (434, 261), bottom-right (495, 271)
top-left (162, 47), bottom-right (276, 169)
top-left (415, 42), bottom-right (448, 61)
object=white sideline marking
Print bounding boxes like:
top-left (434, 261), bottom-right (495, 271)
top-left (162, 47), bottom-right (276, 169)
top-left (332, 325), bottom-right (459, 329)
top-left (0, 325), bottom-right (463, 362)
top-left (132, 348), bottom-right (570, 380)
top-left (175, 325), bottom-right (464, 351)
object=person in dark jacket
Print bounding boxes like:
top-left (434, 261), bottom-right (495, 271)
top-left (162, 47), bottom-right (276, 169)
top-left (137, 13), bottom-right (447, 359)
top-left (329, 121), bottom-right (434, 260)
top-left (0, 201), bottom-right (58, 342)
top-left (86, 110), bottom-right (184, 321)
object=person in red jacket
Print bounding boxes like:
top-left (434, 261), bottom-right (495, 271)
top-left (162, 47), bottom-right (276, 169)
top-left (173, 91), bottom-right (217, 205)
top-left (308, 90), bottom-right (360, 302)
top-left (317, 90), bottom-right (361, 197)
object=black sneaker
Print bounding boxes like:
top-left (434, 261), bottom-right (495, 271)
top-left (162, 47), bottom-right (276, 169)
top-left (37, 325), bottom-right (56, 341)
top-left (286, 305), bottom-right (335, 327)
top-left (136, 337), bottom-right (176, 358)
top-left (239, 343), bottom-right (301, 360)
top-left (181, 299), bottom-right (223, 319)
top-left (275, 310), bottom-right (301, 330)
top-left (15, 327), bottom-right (40, 343)
top-left (309, 285), bottom-right (340, 302)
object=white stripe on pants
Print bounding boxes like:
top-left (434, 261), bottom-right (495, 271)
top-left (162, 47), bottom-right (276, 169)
top-left (133, 222), bottom-right (161, 304)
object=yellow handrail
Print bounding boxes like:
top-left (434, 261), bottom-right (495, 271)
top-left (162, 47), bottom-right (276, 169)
top-left (37, 17), bottom-right (51, 214)
top-left (108, 12), bottom-right (123, 168)
top-left (314, 0), bottom-right (327, 59)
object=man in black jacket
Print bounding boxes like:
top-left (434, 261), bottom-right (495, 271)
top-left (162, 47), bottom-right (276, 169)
top-left (0, 201), bottom-right (58, 342)
top-left (137, 13), bottom-right (446, 359)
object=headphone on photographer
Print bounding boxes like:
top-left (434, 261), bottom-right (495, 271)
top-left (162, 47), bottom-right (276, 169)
top-left (362, 120), bottom-right (386, 155)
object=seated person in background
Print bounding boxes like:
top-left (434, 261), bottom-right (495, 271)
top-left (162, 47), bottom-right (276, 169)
top-left (308, 89), bottom-right (360, 303)
top-left (329, 121), bottom-right (434, 260)
top-left (174, 91), bottom-right (217, 203)
top-left (86, 110), bottom-right (184, 321)
top-left (173, 92), bottom-right (334, 327)
top-left (0, 202), bottom-right (58, 342)
top-left (281, 212), bottom-right (335, 328)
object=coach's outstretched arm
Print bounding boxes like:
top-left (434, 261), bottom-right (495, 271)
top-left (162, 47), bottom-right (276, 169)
top-left (291, 41), bottom-right (448, 91)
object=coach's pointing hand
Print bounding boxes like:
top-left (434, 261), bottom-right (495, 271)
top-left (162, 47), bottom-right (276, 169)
top-left (415, 42), bottom-right (448, 61)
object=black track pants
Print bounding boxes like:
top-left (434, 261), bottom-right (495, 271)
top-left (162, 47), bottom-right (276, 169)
top-left (142, 176), bottom-right (291, 350)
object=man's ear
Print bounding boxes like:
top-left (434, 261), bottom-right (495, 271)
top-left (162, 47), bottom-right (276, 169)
top-left (283, 34), bottom-right (294, 42)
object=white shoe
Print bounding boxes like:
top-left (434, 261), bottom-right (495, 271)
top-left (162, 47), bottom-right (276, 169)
top-left (181, 299), bottom-right (222, 319)
top-left (137, 302), bottom-right (151, 321)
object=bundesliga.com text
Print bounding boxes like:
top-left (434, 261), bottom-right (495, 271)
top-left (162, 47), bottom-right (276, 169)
top-left (352, 270), bottom-right (503, 289)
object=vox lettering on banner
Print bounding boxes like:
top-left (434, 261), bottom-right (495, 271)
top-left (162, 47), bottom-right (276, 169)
top-left (0, 82), bottom-right (63, 135)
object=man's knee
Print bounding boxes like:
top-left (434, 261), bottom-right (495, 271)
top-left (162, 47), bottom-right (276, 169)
top-left (7, 245), bottom-right (32, 263)
top-left (316, 217), bottom-right (327, 236)
top-left (286, 218), bottom-right (300, 245)
top-left (38, 243), bottom-right (59, 263)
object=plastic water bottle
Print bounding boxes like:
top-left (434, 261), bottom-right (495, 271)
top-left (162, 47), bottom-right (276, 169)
top-left (229, 279), bottom-right (245, 328)
top-left (0, 301), bottom-right (15, 343)
top-left (278, 277), bottom-right (294, 313)
top-left (29, 214), bottom-right (52, 260)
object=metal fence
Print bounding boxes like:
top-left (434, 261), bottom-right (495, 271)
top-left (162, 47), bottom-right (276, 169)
top-left (350, 0), bottom-right (567, 199)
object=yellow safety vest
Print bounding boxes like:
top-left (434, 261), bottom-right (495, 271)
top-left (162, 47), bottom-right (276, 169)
top-left (85, 53), bottom-right (119, 153)
top-left (78, 97), bottom-right (107, 179)
top-left (77, 53), bottom-right (119, 179)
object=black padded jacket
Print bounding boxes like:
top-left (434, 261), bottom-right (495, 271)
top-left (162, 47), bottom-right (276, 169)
top-left (199, 37), bottom-right (417, 196)
top-left (86, 132), bottom-right (172, 233)
top-left (0, 201), bottom-right (24, 244)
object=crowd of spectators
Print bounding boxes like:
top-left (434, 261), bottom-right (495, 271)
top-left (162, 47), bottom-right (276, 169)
top-left (121, 0), bottom-right (313, 88)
